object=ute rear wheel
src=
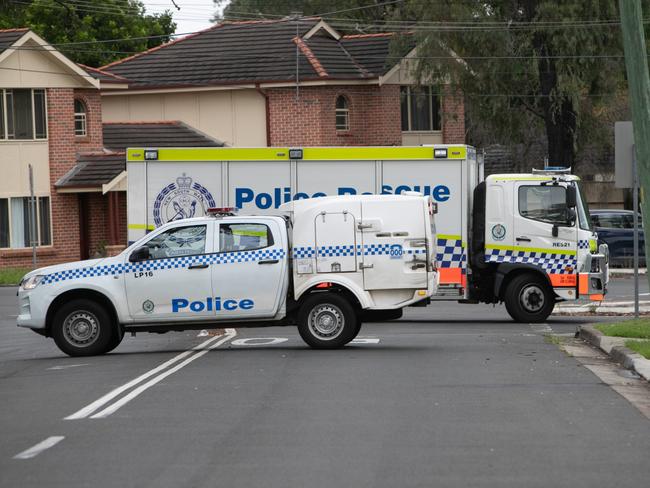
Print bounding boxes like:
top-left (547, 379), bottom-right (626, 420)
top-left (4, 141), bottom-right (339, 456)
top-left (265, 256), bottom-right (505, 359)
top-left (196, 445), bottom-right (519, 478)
top-left (297, 293), bottom-right (358, 349)
top-left (504, 273), bottom-right (555, 323)
top-left (51, 299), bottom-right (116, 357)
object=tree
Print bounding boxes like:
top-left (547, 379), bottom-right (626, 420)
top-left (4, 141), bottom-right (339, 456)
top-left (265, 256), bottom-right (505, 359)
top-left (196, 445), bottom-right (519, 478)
top-left (401, 0), bottom-right (631, 171)
top-left (0, 0), bottom-right (175, 67)
top-left (214, 0), bottom-right (404, 25)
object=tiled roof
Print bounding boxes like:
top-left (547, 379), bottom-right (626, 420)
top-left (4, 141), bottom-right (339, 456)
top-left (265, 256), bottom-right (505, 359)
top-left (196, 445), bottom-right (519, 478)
top-left (101, 19), bottom-right (406, 87)
top-left (78, 64), bottom-right (128, 83)
top-left (0, 28), bottom-right (28, 55)
top-left (102, 121), bottom-right (224, 151)
top-left (56, 152), bottom-right (126, 188)
top-left (57, 121), bottom-right (224, 189)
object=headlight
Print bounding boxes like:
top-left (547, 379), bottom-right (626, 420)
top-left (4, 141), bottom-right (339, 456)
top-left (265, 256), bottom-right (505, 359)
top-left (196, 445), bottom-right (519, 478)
top-left (21, 275), bottom-right (44, 290)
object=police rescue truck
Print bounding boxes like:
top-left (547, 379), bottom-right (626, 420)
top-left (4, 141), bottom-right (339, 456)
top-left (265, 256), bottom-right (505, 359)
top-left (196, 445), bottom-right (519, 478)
top-left (18, 194), bottom-right (437, 356)
top-left (123, 144), bottom-right (608, 319)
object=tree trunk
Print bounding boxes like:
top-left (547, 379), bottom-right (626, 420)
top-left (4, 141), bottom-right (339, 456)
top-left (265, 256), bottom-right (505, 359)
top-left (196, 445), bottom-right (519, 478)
top-left (535, 37), bottom-right (578, 170)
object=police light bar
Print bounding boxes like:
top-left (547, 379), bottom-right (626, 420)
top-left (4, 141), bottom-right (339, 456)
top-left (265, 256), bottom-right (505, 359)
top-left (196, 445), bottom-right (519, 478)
top-left (532, 166), bottom-right (572, 175)
top-left (206, 207), bottom-right (238, 217)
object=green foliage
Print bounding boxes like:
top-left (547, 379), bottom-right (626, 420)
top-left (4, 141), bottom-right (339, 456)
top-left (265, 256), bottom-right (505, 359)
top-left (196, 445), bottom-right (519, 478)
top-left (596, 319), bottom-right (650, 339)
top-left (215, 0), bottom-right (404, 25)
top-left (625, 339), bottom-right (650, 359)
top-left (0, 0), bottom-right (176, 67)
top-left (0, 267), bottom-right (32, 286)
top-left (402, 0), bottom-right (627, 169)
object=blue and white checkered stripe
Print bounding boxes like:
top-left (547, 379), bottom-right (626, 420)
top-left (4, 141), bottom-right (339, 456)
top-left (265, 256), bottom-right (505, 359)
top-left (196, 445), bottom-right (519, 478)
top-left (484, 248), bottom-right (576, 274)
top-left (41, 248), bottom-right (286, 285)
top-left (578, 239), bottom-right (589, 250)
top-left (292, 244), bottom-right (427, 258)
top-left (436, 238), bottom-right (465, 269)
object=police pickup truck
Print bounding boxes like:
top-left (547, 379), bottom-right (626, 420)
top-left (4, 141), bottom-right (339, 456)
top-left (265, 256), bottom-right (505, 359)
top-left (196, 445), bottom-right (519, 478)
top-left (18, 195), bottom-right (437, 356)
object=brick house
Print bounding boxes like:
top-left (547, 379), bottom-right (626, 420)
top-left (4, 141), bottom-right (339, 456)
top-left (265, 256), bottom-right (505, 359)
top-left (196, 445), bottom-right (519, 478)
top-left (100, 18), bottom-right (465, 147)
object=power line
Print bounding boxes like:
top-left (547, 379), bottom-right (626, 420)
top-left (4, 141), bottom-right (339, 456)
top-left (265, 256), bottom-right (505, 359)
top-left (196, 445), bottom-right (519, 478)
top-left (0, 65), bottom-right (627, 99)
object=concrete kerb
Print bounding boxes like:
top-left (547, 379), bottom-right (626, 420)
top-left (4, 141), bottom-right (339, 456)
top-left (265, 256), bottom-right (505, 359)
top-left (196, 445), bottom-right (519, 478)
top-left (579, 325), bottom-right (650, 382)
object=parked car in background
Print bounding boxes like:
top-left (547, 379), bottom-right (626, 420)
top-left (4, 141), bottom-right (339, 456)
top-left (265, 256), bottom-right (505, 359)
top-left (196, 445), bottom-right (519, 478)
top-left (590, 209), bottom-right (645, 267)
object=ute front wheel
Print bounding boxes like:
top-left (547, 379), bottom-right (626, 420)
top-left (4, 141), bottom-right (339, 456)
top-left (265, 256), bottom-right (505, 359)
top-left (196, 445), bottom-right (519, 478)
top-left (52, 299), bottom-right (115, 357)
top-left (504, 273), bottom-right (555, 323)
top-left (298, 293), bottom-right (358, 349)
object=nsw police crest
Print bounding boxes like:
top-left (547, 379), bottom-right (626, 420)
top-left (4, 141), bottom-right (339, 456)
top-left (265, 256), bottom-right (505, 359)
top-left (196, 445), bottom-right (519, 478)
top-left (153, 174), bottom-right (216, 227)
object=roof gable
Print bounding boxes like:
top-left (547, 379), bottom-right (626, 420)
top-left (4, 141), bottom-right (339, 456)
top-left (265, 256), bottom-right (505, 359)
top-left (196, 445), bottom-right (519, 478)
top-left (0, 29), bottom-right (98, 89)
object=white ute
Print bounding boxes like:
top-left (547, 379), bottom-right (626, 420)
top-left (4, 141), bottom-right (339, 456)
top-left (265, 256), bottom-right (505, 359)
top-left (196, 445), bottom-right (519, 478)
top-left (17, 195), bottom-right (437, 356)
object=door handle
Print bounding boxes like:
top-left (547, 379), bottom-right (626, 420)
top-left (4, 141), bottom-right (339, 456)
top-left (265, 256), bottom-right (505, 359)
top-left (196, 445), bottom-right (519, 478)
top-left (188, 263), bottom-right (209, 269)
top-left (258, 259), bottom-right (279, 265)
top-left (516, 236), bottom-right (532, 242)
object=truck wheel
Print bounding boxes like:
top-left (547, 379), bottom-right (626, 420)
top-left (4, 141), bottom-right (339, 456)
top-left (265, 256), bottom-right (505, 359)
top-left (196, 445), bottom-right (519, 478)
top-left (51, 299), bottom-right (115, 357)
top-left (298, 293), bottom-right (358, 349)
top-left (504, 274), bottom-right (555, 323)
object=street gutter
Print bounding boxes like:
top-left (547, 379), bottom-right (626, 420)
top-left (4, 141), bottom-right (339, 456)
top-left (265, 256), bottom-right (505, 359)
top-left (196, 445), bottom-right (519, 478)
top-left (579, 325), bottom-right (650, 382)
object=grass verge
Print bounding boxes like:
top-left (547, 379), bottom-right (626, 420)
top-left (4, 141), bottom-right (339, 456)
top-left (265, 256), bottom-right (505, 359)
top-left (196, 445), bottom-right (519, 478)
top-left (625, 340), bottom-right (650, 359)
top-left (595, 319), bottom-right (650, 339)
top-left (0, 267), bottom-right (31, 286)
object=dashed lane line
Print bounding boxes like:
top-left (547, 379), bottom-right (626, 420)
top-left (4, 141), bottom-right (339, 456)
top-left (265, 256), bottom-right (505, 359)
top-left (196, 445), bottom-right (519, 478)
top-left (65, 329), bottom-right (236, 420)
top-left (13, 436), bottom-right (65, 460)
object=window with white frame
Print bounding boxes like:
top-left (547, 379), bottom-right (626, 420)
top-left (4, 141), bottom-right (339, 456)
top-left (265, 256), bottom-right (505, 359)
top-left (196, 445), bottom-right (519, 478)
top-left (0, 196), bottom-right (51, 248)
top-left (400, 86), bottom-right (441, 132)
top-left (74, 98), bottom-right (87, 136)
top-left (0, 89), bottom-right (47, 140)
top-left (335, 95), bottom-right (350, 131)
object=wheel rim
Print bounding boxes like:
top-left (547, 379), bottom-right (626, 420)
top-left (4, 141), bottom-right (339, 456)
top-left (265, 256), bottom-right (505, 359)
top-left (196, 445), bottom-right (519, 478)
top-left (62, 311), bottom-right (100, 347)
top-left (308, 304), bottom-right (345, 340)
top-left (519, 284), bottom-right (545, 313)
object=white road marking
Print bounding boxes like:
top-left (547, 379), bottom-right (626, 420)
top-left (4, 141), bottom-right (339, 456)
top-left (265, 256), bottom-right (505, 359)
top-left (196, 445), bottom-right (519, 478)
top-left (47, 364), bottom-right (89, 371)
top-left (89, 329), bottom-right (236, 419)
top-left (231, 337), bottom-right (288, 346)
top-left (65, 329), bottom-right (235, 420)
top-left (13, 436), bottom-right (64, 460)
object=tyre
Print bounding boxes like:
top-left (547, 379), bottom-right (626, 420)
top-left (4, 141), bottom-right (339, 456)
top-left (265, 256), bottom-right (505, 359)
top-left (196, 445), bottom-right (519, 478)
top-left (297, 293), bottom-right (358, 349)
top-left (105, 325), bottom-right (124, 354)
top-left (504, 273), bottom-right (555, 323)
top-left (51, 299), bottom-right (115, 357)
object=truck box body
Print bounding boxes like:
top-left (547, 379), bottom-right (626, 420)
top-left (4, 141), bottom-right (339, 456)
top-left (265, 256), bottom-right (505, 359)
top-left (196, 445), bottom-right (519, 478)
top-left (127, 145), bottom-right (479, 296)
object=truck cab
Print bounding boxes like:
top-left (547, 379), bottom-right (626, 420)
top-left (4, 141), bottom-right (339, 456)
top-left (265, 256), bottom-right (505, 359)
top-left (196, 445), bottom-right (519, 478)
top-left (470, 169), bottom-right (608, 321)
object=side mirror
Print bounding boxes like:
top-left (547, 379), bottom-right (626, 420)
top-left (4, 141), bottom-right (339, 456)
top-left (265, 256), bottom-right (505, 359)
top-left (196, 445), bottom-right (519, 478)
top-left (129, 245), bottom-right (150, 262)
top-left (566, 186), bottom-right (577, 208)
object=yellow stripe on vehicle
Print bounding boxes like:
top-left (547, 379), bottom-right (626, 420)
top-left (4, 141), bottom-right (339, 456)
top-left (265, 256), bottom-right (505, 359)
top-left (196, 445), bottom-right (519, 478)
top-left (127, 146), bottom-right (471, 162)
top-left (127, 147), bottom-right (293, 162)
top-left (128, 223), bottom-right (156, 230)
top-left (486, 243), bottom-right (577, 256)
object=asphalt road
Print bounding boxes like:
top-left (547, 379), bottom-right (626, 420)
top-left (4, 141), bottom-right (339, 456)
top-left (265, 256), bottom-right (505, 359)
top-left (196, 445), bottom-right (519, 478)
top-left (1, 283), bottom-right (649, 488)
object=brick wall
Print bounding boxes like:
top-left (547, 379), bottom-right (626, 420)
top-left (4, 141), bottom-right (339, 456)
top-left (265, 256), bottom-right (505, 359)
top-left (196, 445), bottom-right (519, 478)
top-left (268, 83), bottom-right (464, 146)
top-left (268, 85), bottom-right (402, 146)
top-left (73, 89), bottom-right (104, 153)
top-left (442, 85), bottom-right (466, 144)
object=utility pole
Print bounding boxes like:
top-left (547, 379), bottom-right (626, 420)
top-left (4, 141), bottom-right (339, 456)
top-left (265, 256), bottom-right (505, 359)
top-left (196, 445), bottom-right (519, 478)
top-left (28, 164), bottom-right (37, 266)
top-left (619, 0), bottom-right (650, 289)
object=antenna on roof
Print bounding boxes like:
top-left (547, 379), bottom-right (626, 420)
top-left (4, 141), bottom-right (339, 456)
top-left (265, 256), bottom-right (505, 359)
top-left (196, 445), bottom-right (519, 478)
top-left (291, 11), bottom-right (302, 102)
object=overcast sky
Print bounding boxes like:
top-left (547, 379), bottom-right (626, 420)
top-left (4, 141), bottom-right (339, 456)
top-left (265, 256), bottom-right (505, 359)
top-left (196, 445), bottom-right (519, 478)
top-left (141, 0), bottom-right (226, 36)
